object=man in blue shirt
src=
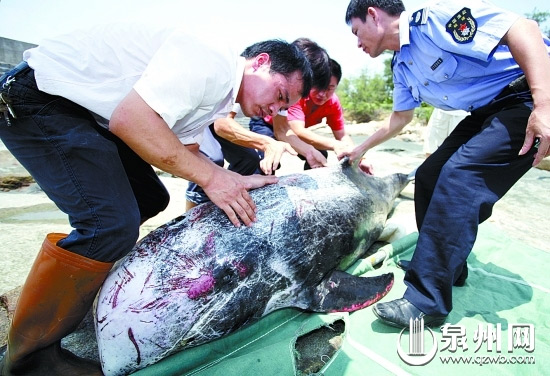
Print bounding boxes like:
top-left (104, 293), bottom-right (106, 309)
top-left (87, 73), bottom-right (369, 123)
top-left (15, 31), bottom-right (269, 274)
top-left (343, 0), bottom-right (550, 328)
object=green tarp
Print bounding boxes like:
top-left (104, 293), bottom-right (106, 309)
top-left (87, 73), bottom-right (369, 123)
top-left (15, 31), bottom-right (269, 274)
top-left (133, 224), bottom-right (549, 375)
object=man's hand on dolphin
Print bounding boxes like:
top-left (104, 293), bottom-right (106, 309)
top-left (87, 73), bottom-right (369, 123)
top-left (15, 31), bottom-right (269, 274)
top-left (260, 139), bottom-right (297, 175)
top-left (304, 148), bottom-right (328, 168)
top-left (203, 169), bottom-right (278, 227)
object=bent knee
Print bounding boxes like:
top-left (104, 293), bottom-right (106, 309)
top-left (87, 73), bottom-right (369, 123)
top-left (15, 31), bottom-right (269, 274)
top-left (60, 209), bottom-right (141, 262)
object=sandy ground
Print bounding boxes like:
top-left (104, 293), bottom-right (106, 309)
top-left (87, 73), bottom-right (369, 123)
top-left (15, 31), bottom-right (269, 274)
top-left (0, 121), bottom-right (549, 295)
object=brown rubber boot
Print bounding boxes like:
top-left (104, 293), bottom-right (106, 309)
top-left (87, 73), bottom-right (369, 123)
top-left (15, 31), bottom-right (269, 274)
top-left (0, 233), bottom-right (113, 375)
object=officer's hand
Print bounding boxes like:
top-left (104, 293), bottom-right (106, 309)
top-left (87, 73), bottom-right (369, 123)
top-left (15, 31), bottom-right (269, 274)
top-left (520, 106), bottom-right (550, 166)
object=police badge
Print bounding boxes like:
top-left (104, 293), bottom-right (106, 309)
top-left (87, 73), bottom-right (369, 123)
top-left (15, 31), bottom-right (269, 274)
top-left (446, 7), bottom-right (477, 44)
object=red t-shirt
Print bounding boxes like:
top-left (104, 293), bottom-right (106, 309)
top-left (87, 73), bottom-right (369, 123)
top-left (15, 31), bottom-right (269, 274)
top-left (263, 94), bottom-right (345, 132)
top-left (287, 94), bottom-right (345, 132)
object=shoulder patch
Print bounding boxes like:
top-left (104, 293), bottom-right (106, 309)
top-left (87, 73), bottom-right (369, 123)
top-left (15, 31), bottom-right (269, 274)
top-left (410, 7), bottom-right (428, 26)
top-left (446, 7), bottom-right (477, 44)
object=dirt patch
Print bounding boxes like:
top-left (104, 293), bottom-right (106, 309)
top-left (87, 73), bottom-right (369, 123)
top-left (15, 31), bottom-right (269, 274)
top-left (0, 176), bottom-right (34, 191)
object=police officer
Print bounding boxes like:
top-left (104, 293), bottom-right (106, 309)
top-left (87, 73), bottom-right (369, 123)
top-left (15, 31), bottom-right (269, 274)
top-left (342, 0), bottom-right (550, 327)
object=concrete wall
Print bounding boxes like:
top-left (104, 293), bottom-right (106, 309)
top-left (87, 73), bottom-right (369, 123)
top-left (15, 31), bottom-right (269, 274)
top-left (0, 37), bottom-right (37, 75)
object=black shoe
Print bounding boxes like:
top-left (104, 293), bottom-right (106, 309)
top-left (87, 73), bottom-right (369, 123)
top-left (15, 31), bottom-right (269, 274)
top-left (397, 260), bottom-right (468, 287)
top-left (372, 298), bottom-right (447, 328)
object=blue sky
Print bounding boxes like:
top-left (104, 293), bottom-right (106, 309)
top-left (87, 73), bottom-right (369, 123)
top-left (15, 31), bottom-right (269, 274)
top-left (0, 0), bottom-right (548, 78)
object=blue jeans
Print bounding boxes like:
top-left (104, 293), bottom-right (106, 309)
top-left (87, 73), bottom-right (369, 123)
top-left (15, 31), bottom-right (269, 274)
top-left (0, 67), bottom-right (169, 262)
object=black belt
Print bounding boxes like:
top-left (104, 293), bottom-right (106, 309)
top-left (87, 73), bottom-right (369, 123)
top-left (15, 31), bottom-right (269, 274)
top-left (493, 75), bottom-right (529, 101)
top-left (0, 61), bottom-right (31, 88)
top-left (472, 74), bottom-right (531, 118)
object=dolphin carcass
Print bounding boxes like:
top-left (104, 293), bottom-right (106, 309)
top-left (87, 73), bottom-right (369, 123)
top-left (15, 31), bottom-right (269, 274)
top-left (94, 161), bottom-right (409, 375)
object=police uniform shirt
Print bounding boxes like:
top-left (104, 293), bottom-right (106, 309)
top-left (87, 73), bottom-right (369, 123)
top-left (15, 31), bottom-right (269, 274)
top-left (24, 23), bottom-right (244, 145)
top-left (392, 0), bottom-right (550, 113)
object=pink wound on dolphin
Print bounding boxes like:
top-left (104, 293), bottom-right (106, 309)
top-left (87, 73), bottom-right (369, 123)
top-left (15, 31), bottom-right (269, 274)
top-left (203, 232), bottom-right (216, 256)
top-left (186, 274), bottom-right (215, 299)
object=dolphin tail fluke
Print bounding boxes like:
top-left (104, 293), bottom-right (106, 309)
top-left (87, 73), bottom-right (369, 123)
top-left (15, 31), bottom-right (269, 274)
top-left (307, 271), bottom-right (394, 313)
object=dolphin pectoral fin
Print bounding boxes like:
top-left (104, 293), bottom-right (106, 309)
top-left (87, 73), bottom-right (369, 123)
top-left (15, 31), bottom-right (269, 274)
top-left (307, 271), bottom-right (394, 313)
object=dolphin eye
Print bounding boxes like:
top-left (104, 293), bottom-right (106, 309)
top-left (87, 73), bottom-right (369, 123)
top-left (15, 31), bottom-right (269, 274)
top-left (213, 265), bottom-right (236, 287)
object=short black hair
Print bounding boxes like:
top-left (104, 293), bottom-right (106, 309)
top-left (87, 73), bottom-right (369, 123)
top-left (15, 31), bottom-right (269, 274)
top-left (241, 39), bottom-right (313, 97)
top-left (330, 59), bottom-right (342, 84)
top-left (292, 38), bottom-right (331, 91)
top-left (345, 0), bottom-right (405, 24)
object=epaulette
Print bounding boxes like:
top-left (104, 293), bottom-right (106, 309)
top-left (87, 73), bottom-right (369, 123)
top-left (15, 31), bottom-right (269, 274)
top-left (410, 7), bottom-right (429, 26)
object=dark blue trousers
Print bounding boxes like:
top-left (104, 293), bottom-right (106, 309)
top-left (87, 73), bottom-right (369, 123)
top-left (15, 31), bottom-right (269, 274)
top-left (404, 90), bottom-right (537, 316)
top-left (214, 118), bottom-right (266, 176)
top-left (0, 67), bottom-right (169, 262)
top-left (215, 117), bottom-right (329, 172)
top-left (185, 119), bottom-right (267, 204)
top-left (187, 117), bottom-right (330, 205)
top-left (185, 119), bottom-right (272, 204)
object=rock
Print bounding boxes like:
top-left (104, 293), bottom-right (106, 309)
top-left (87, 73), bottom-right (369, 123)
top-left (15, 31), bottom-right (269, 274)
top-left (0, 176), bottom-right (34, 191)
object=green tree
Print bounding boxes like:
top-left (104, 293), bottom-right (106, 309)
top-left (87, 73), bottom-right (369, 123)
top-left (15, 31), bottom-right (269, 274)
top-left (337, 53), bottom-right (393, 123)
top-left (338, 72), bottom-right (391, 123)
top-left (526, 8), bottom-right (550, 37)
top-left (337, 53), bottom-right (433, 124)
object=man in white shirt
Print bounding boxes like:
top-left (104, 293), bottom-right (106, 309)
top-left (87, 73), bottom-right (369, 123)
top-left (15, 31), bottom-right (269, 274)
top-left (423, 108), bottom-right (469, 156)
top-left (0, 23), bottom-right (312, 375)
